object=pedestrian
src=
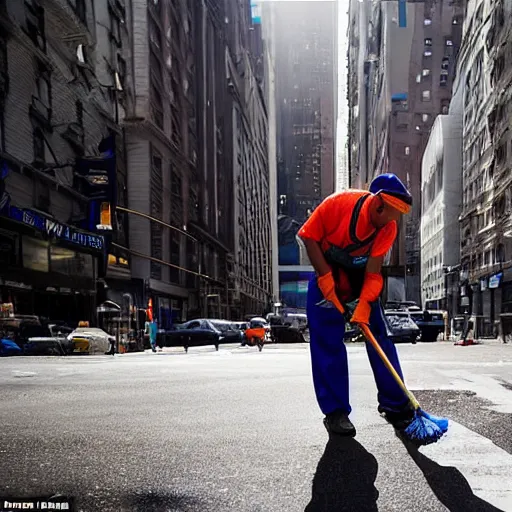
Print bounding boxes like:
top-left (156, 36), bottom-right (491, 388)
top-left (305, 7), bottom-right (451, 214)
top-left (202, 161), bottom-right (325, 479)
top-left (298, 173), bottom-right (414, 437)
top-left (145, 318), bottom-right (158, 353)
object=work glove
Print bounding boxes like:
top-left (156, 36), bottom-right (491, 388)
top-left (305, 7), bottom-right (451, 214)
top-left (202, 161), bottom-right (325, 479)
top-left (350, 299), bottom-right (372, 325)
top-left (317, 272), bottom-right (345, 315)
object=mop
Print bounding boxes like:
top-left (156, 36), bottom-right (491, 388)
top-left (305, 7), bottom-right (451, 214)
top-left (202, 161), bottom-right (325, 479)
top-left (359, 323), bottom-right (450, 446)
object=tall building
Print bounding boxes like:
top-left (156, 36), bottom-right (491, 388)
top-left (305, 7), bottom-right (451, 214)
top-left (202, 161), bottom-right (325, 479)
top-left (125, 0), bottom-right (272, 322)
top-left (124, 0), bottom-right (199, 324)
top-left (420, 110), bottom-right (463, 312)
top-left (347, 0), bottom-right (464, 304)
top-left (263, 1), bottom-right (337, 312)
top-left (336, 0), bottom-right (350, 192)
top-left (273, 1), bottom-right (337, 223)
top-left (260, 2), bottom-right (280, 306)
top-left (0, 0), bottom-right (129, 324)
top-left (456, 0), bottom-right (512, 339)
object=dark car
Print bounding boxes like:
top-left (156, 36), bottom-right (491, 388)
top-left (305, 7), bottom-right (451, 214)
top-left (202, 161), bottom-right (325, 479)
top-left (384, 311), bottom-right (421, 344)
top-left (166, 319), bottom-right (240, 352)
top-left (409, 310), bottom-right (445, 342)
top-left (0, 317), bottom-right (74, 355)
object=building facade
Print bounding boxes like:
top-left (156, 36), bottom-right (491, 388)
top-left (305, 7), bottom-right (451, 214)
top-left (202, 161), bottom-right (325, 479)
top-left (265, 0), bottom-right (337, 311)
top-left (0, 0), bottom-right (128, 324)
top-left (347, 0), bottom-right (464, 304)
top-left (272, 0), bottom-right (337, 223)
top-left (456, 0), bottom-right (512, 339)
top-left (420, 112), bottom-right (463, 311)
top-left (124, 0), bottom-right (272, 323)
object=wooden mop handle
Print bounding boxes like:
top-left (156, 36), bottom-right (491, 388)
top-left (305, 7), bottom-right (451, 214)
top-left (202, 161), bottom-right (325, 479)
top-left (360, 324), bottom-right (420, 410)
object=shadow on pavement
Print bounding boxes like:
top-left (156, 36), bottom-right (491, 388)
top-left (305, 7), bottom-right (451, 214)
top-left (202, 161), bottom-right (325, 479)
top-left (305, 435), bottom-right (379, 512)
top-left (403, 441), bottom-right (505, 512)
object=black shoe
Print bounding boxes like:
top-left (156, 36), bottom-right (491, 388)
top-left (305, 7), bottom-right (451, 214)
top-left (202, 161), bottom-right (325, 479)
top-left (378, 405), bottom-right (415, 431)
top-left (323, 410), bottom-right (356, 437)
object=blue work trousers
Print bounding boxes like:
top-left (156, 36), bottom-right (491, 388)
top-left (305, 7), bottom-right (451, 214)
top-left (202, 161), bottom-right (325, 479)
top-left (307, 277), bottom-right (410, 415)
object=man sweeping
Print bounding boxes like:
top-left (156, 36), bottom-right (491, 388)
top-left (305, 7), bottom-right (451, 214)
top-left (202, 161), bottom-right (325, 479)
top-left (299, 173), bottom-right (416, 437)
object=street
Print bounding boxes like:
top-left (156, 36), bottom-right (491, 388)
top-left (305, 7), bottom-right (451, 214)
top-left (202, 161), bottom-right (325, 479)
top-left (1, 342), bottom-right (512, 512)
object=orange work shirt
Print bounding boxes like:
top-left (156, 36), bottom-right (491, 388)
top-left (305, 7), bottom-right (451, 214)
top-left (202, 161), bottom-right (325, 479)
top-left (299, 190), bottom-right (397, 299)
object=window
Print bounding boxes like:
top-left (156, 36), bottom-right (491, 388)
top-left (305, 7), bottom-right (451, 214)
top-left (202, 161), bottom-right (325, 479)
top-left (75, 100), bottom-right (83, 128)
top-left (446, 39), bottom-right (453, 46)
top-left (150, 83), bottom-right (163, 129)
top-left (441, 100), bottom-right (450, 114)
top-left (405, 146), bottom-right (410, 156)
top-left (422, 69), bottom-right (431, 77)
top-left (422, 114), bottom-right (430, 123)
top-left (416, 74), bottom-right (421, 83)
top-left (110, 9), bottom-right (121, 46)
top-left (424, 50), bottom-right (432, 57)
top-left (148, 16), bottom-right (161, 49)
top-left (23, 237), bottom-right (49, 272)
top-left (425, 38), bottom-right (433, 46)
top-left (150, 147), bottom-right (163, 280)
top-left (117, 55), bottom-right (126, 89)
top-left (33, 128), bottom-right (45, 163)
top-left (422, 90), bottom-right (431, 101)
top-left (69, 0), bottom-right (86, 24)
top-left (440, 74), bottom-right (448, 86)
top-left (424, 18), bottom-right (432, 26)
top-left (25, 0), bottom-right (46, 52)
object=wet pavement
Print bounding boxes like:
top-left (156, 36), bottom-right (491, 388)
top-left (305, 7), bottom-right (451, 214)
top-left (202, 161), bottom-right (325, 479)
top-left (1, 341), bottom-right (512, 511)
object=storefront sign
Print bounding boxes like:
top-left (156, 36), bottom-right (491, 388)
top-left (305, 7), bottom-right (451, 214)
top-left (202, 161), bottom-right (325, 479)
top-left (5, 206), bottom-right (104, 251)
top-left (489, 272), bottom-right (503, 289)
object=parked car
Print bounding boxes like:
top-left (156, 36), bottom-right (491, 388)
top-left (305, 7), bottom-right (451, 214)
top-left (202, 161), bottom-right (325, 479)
top-left (0, 316), bottom-right (75, 355)
top-left (166, 319), bottom-right (240, 352)
top-left (67, 327), bottom-right (113, 354)
top-left (25, 323), bottom-right (75, 355)
top-left (384, 310), bottom-right (421, 344)
top-left (408, 309), bottom-right (445, 342)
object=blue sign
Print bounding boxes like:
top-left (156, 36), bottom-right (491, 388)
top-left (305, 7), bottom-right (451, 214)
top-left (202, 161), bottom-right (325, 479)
top-left (4, 205), bottom-right (104, 251)
top-left (398, 0), bottom-right (407, 28)
top-left (251, 2), bottom-right (261, 24)
top-left (489, 272), bottom-right (503, 289)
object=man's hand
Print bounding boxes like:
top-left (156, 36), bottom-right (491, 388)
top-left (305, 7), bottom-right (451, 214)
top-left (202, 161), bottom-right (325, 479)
top-left (317, 272), bottom-right (345, 315)
top-left (350, 300), bottom-right (371, 325)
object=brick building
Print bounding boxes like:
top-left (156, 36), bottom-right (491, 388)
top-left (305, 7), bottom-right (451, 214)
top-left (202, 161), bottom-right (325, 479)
top-left (347, 0), bottom-right (464, 304)
top-left (0, 0), bottom-right (128, 324)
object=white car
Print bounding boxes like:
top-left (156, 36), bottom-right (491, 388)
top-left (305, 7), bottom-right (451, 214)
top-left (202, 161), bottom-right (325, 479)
top-left (67, 327), bottom-right (114, 355)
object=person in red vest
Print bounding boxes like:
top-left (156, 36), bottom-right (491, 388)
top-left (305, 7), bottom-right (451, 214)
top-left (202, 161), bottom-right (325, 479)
top-left (298, 173), bottom-right (414, 436)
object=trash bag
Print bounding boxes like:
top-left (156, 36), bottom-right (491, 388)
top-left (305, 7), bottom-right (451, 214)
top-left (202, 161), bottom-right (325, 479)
top-left (0, 338), bottom-right (22, 356)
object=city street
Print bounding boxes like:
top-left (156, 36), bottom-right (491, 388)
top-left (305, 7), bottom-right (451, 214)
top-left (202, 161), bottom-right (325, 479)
top-left (1, 342), bottom-right (512, 512)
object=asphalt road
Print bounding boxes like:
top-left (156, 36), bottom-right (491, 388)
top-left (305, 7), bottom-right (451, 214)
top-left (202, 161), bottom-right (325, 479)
top-left (1, 341), bottom-right (512, 512)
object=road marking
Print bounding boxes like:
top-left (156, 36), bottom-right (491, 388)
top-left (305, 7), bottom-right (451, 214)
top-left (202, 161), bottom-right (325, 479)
top-left (435, 373), bottom-right (512, 414)
top-left (11, 371), bottom-right (37, 378)
top-left (420, 421), bottom-right (512, 511)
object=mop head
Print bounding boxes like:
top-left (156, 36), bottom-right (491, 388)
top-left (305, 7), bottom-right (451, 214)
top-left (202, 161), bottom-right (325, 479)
top-left (403, 409), bottom-right (450, 446)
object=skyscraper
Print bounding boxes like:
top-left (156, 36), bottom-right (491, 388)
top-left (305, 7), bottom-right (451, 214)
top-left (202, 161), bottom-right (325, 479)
top-left (273, 1), bottom-right (337, 223)
top-left (263, 0), bottom-right (337, 310)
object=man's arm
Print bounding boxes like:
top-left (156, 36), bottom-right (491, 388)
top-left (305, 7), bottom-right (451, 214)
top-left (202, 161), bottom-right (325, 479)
top-left (366, 255), bottom-right (384, 274)
top-left (300, 238), bottom-right (345, 314)
top-left (302, 238), bottom-right (332, 276)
